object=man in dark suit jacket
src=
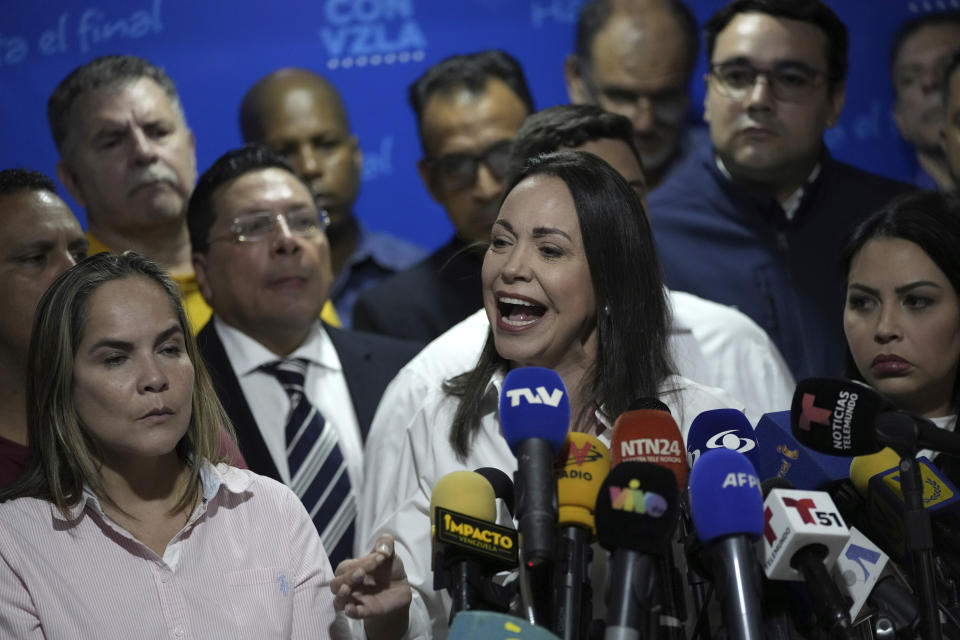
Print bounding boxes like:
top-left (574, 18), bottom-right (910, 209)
top-left (187, 145), bottom-right (420, 566)
top-left (352, 50), bottom-right (534, 342)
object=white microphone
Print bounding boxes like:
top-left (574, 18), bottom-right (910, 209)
top-left (762, 483), bottom-right (855, 637)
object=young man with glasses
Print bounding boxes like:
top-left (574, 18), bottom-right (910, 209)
top-left (648, 0), bottom-right (912, 380)
top-left (352, 50), bottom-right (534, 342)
top-left (188, 145), bottom-right (421, 568)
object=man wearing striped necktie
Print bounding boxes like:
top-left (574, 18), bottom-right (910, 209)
top-left (187, 145), bottom-right (421, 567)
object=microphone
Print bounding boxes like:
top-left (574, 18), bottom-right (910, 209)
top-left (553, 432), bottom-right (610, 640)
top-left (686, 408), bottom-right (759, 469)
top-left (850, 452), bottom-right (960, 558)
top-left (474, 467), bottom-right (515, 517)
top-left (761, 478), bottom-right (855, 637)
top-left (448, 611), bottom-right (562, 639)
top-left (610, 404), bottom-right (687, 487)
top-left (688, 448), bottom-right (765, 640)
top-left (500, 366), bottom-right (570, 566)
top-left (595, 461), bottom-right (679, 640)
top-left (610, 402), bottom-right (689, 636)
top-left (832, 526), bottom-right (917, 631)
top-left (753, 410), bottom-right (854, 489)
top-left (430, 470), bottom-right (518, 620)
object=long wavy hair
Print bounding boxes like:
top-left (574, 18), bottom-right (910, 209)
top-left (444, 150), bottom-right (675, 459)
top-left (0, 252), bottom-right (234, 517)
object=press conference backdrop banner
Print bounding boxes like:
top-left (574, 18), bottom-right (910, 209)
top-left (0, 0), bottom-right (951, 250)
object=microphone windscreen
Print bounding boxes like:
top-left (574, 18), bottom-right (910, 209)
top-left (686, 408), bottom-right (759, 468)
top-left (430, 471), bottom-right (497, 524)
top-left (500, 367), bottom-right (570, 454)
top-left (595, 460), bottom-right (679, 554)
top-left (627, 397), bottom-right (670, 413)
top-left (848, 448), bottom-right (900, 497)
top-left (754, 410), bottom-right (855, 489)
top-left (610, 409), bottom-right (688, 488)
top-left (688, 448), bottom-right (764, 543)
top-left (555, 432), bottom-right (610, 531)
top-left (449, 611), bottom-right (562, 640)
top-left (790, 378), bottom-right (892, 456)
top-left (473, 467), bottom-right (515, 517)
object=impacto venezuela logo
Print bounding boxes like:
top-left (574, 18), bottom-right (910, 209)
top-left (319, 0), bottom-right (427, 70)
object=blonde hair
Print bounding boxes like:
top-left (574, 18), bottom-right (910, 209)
top-left (0, 252), bottom-right (234, 517)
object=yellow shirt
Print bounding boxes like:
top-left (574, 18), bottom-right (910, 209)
top-left (85, 234), bottom-right (339, 333)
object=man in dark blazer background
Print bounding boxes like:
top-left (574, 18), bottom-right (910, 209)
top-left (187, 145), bottom-right (420, 566)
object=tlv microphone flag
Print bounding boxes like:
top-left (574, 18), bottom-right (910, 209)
top-left (686, 408), bottom-right (759, 468)
top-left (500, 367), bottom-right (570, 566)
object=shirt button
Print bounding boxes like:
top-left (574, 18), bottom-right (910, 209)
top-left (160, 575), bottom-right (169, 584)
top-left (174, 626), bottom-right (184, 637)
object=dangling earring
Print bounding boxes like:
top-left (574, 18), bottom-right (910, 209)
top-left (603, 303), bottom-right (611, 316)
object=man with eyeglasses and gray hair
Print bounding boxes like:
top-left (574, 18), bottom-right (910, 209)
top-left (187, 145), bottom-right (420, 570)
top-left (352, 50), bottom-right (534, 343)
top-left (649, 0), bottom-right (912, 381)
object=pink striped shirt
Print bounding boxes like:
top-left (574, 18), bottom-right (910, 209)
top-left (0, 463), bottom-right (343, 639)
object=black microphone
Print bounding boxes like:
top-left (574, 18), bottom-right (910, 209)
top-left (474, 467), bottom-right (515, 517)
top-left (595, 461), bottom-right (679, 640)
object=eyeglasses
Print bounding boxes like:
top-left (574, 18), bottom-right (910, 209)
top-left (425, 139), bottom-right (513, 192)
top-left (209, 209), bottom-right (330, 244)
top-left (709, 61), bottom-right (828, 103)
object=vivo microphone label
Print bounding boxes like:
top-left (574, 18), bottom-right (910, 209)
top-left (504, 386), bottom-right (564, 408)
top-left (609, 478), bottom-right (668, 516)
top-left (435, 507), bottom-right (518, 565)
top-left (797, 391), bottom-right (856, 450)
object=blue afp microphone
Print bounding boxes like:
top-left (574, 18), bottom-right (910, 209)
top-left (500, 367), bottom-right (570, 567)
top-left (688, 448), bottom-right (765, 640)
top-left (686, 408), bottom-right (759, 469)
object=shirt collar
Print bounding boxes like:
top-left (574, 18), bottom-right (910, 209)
top-left (52, 460), bottom-right (253, 524)
top-left (713, 155), bottom-right (821, 220)
top-left (214, 316), bottom-right (342, 376)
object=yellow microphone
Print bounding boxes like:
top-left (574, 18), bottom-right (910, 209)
top-left (555, 432), bottom-right (610, 532)
top-left (849, 447), bottom-right (900, 497)
top-left (553, 432), bottom-right (610, 639)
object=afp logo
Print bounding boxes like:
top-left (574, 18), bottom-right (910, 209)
top-left (504, 386), bottom-right (564, 407)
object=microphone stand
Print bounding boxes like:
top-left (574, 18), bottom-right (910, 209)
top-left (876, 414), bottom-right (943, 640)
top-left (898, 455), bottom-right (942, 640)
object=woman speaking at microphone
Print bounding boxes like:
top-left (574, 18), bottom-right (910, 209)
top-left (842, 190), bottom-right (960, 460)
top-left (335, 151), bottom-right (736, 639)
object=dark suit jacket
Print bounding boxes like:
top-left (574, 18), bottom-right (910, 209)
top-left (351, 236), bottom-right (484, 343)
top-left (197, 319), bottom-right (422, 482)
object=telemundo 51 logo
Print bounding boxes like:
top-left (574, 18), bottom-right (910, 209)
top-left (319, 0), bottom-right (427, 70)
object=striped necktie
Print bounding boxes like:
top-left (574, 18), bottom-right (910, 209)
top-left (261, 358), bottom-right (355, 567)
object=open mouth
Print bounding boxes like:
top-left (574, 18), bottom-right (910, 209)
top-left (497, 295), bottom-right (547, 328)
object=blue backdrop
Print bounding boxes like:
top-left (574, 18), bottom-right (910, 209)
top-left (0, 0), bottom-right (950, 251)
